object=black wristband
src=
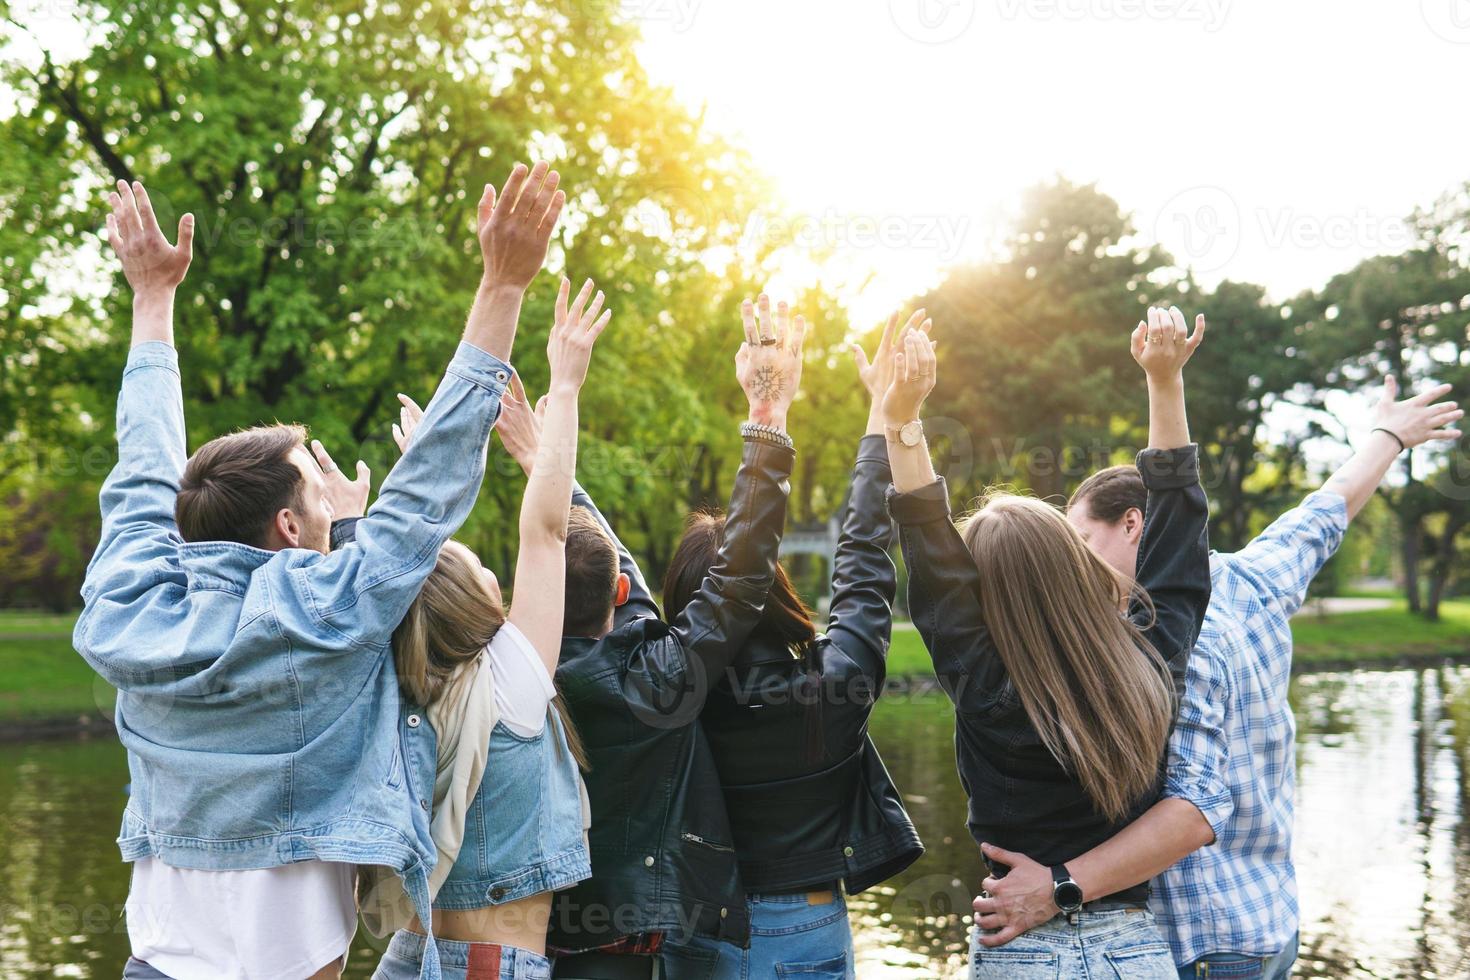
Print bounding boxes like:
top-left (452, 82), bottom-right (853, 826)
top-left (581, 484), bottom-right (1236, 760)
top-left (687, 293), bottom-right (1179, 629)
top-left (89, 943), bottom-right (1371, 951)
top-left (1372, 427), bottom-right (1407, 453)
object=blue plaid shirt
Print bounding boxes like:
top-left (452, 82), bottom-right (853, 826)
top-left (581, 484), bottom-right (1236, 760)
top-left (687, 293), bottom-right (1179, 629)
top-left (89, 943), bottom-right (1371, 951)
top-left (1151, 490), bottom-right (1348, 965)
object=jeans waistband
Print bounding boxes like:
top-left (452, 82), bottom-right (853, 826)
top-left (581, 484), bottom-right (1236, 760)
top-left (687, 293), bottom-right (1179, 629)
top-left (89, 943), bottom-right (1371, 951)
top-left (747, 886), bottom-right (843, 905)
top-left (387, 930), bottom-right (550, 971)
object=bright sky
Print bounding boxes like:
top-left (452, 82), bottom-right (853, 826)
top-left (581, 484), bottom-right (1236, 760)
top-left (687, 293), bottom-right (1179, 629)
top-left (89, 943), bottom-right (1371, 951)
top-left (635, 0), bottom-right (1470, 327)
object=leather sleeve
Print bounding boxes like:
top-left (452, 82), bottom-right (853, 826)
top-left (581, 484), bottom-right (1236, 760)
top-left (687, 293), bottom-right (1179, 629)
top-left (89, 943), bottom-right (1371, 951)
top-left (1131, 444), bottom-right (1212, 696)
top-left (886, 478), bottom-right (1006, 713)
top-left (670, 435), bottom-right (796, 684)
top-left (824, 434), bottom-right (898, 682)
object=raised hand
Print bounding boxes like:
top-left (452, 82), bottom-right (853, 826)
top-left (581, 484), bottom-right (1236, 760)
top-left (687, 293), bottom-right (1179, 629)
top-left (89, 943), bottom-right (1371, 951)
top-left (495, 374), bottom-right (546, 477)
top-left (547, 276), bottom-right (611, 393)
top-left (107, 180), bottom-right (194, 298)
top-left (1373, 376), bottom-right (1463, 449)
top-left (390, 394), bottom-right (425, 453)
top-left (737, 294), bottom-right (807, 429)
top-left (853, 309), bottom-right (929, 398)
top-left (880, 325), bottom-right (938, 430)
top-left (1131, 306), bottom-right (1206, 380)
top-left (310, 439), bottom-right (372, 520)
top-left (477, 161), bottom-right (566, 291)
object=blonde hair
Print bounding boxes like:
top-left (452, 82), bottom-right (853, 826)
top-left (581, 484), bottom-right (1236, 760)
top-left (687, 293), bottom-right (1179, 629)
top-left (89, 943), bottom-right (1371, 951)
top-left (958, 491), bottom-right (1173, 823)
top-left (392, 541), bottom-right (588, 770)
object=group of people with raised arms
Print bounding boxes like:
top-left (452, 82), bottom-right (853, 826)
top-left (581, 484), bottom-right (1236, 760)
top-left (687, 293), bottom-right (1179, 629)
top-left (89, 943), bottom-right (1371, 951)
top-left (80, 161), bottom-right (1463, 980)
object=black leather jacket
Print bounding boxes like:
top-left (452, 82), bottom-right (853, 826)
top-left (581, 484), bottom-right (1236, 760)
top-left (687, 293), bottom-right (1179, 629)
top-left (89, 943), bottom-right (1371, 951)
top-left (700, 434), bottom-right (922, 894)
top-left (548, 435), bottom-right (795, 955)
top-left (887, 445), bottom-right (1210, 905)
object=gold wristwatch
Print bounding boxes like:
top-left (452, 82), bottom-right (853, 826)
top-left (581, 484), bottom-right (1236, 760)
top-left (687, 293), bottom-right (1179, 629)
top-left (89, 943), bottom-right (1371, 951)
top-left (885, 420), bottom-right (924, 447)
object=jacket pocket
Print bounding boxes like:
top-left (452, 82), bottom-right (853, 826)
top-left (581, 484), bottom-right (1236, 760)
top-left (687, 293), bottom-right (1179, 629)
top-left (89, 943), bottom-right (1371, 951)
top-left (681, 831), bottom-right (735, 852)
top-left (386, 742), bottom-right (403, 789)
top-left (1104, 942), bottom-right (1177, 980)
top-left (775, 956), bottom-right (848, 978)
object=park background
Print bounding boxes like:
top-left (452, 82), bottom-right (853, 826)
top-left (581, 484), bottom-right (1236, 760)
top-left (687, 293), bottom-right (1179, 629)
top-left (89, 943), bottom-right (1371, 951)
top-left (2, 1), bottom-right (1470, 977)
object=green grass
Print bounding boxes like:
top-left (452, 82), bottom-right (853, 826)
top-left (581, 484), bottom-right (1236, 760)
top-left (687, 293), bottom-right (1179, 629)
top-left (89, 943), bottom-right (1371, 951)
top-left (5, 599), bottom-right (1470, 728)
top-left (0, 611), bottom-right (111, 726)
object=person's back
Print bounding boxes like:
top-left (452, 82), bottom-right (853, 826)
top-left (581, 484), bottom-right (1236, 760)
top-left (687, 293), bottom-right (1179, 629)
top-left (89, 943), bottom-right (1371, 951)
top-left (544, 297), bottom-right (805, 979)
top-left (674, 313), bottom-right (931, 980)
top-left (885, 307), bottom-right (1212, 978)
top-left (82, 167), bottom-right (564, 980)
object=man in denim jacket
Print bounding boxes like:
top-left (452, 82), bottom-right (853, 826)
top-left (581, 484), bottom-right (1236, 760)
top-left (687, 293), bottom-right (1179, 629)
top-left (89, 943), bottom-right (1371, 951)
top-left (76, 165), bottom-right (566, 980)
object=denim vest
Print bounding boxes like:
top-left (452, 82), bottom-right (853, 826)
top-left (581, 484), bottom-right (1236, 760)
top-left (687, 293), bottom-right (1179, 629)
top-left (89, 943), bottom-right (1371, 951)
top-left (433, 706), bottom-right (591, 909)
top-left (75, 341), bottom-right (515, 980)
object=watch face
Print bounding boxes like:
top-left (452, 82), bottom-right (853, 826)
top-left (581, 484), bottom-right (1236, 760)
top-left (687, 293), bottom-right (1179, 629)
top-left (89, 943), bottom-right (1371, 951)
top-left (1054, 880), bottom-right (1084, 911)
top-left (900, 420), bottom-right (923, 446)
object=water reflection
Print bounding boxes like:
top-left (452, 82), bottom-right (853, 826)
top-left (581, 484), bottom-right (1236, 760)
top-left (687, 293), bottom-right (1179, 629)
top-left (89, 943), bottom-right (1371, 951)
top-left (1, 668), bottom-right (1468, 979)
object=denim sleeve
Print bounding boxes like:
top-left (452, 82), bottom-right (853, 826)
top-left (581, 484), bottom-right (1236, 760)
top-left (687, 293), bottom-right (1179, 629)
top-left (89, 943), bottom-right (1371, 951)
top-left (75, 343), bottom-right (189, 663)
top-left (298, 341), bottom-right (512, 647)
top-left (824, 435), bottom-right (897, 680)
top-left (571, 482), bottom-right (661, 626)
top-left (1228, 490), bottom-right (1348, 619)
top-left (1164, 634), bottom-right (1235, 839)
top-left (887, 478), bottom-right (1006, 713)
top-left (1132, 445), bottom-right (1212, 696)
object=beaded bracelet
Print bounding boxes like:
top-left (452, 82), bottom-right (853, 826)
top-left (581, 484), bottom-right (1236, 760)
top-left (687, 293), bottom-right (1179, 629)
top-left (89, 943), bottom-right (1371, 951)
top-left (739, 421), bottom-right (795, 451)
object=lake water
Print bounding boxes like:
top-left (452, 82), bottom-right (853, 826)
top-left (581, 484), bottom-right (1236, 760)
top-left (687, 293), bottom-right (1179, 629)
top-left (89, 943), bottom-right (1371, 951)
top-left (2, 666), bottom-right (1468, 979)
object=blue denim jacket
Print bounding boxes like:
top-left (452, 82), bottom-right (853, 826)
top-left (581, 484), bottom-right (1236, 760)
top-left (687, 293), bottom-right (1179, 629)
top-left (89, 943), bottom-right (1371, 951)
top-left (74, 339), bottom-right (515, 980)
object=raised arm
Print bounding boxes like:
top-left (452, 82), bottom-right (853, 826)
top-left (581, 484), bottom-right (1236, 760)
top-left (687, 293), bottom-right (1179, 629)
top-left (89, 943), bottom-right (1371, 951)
top-left (670, 295), bottom-right (805, 673)
top-left (301, 164), bottom-right (561, 648)
top-left (881, 322), bottom-right (1006, 711)
top-left (823, 312), bottom-right (928, 672)
top-left (1129, 306), bottom-right (1211, 683)
top-left (76, 182), bottom-right (195, 654)
top-left (494, 377), bottom-right (660, 624)
top-left (504, 278), bottom-right (610, 671)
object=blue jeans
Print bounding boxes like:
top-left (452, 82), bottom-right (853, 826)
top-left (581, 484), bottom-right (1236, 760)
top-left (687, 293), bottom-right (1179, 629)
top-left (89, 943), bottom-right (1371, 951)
top-left (972, 905), bottom-right (1176, 979)
top-left (373, 929), bottom-right (553, 980)
top-left (1177, 933), bottom-right (1298, 979)
top-left (122, 959), bottom-right (172, 979)
top-left (686, 888), bottom-right (854, 979)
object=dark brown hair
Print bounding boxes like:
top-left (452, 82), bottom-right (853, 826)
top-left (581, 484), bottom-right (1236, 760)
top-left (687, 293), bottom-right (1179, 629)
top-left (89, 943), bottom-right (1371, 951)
top-left (563, 507), bottom-right (620, 637)
top-left (1068, 464), bottom-right (1146, 524)
top-left (176, 424), bottom-right (307, 547)
top-left (662, 511), bottom-right (825, 761)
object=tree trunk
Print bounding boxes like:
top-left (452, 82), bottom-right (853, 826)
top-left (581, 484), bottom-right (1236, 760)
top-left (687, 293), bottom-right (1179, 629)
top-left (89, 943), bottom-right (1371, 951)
top-left (1401, 513), bottom-right (1422, 614)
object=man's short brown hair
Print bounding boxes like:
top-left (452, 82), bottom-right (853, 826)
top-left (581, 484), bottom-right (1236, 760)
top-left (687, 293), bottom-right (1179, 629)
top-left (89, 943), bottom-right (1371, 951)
top-left (563, 506), bottom-right (619, 636)
top-left (176, 424), bottom-right (307, 547)
top-left (1069, 464), bottom-right (1146, 523)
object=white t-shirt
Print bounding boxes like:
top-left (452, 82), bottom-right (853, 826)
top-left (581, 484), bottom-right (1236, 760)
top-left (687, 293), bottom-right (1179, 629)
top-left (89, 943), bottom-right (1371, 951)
top-left (485, 619), bottom-right (558, 736)
top-left (126, 623), bottom-right (557, 979)
top-left (126, 858), bottom-right (357, 980)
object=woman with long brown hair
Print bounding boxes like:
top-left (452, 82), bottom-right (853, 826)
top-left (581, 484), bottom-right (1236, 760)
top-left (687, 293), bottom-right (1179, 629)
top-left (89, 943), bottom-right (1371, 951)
top-left (665, 304), bottom-right (927, 979)
top-left (883, 306), bottom-right (1211, 978)
top-left (363, 276), bottom-right (610, 980)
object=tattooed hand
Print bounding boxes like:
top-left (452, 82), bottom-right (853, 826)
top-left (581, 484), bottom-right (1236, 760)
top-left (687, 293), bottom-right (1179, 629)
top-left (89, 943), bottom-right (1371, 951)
top-left (736, 293), bottom-right (807, 430)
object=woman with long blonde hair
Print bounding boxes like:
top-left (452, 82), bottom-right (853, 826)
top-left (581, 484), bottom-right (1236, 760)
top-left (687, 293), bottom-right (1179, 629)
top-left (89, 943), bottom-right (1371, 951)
top-left (883, 307), bottom-right (1211, 977)
top-left (363, 276), bottom-right (610, 980)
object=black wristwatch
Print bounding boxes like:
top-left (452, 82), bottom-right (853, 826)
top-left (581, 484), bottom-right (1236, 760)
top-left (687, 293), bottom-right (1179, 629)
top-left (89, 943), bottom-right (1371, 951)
top-left (1051, 864), bottom-right (1084, 915)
